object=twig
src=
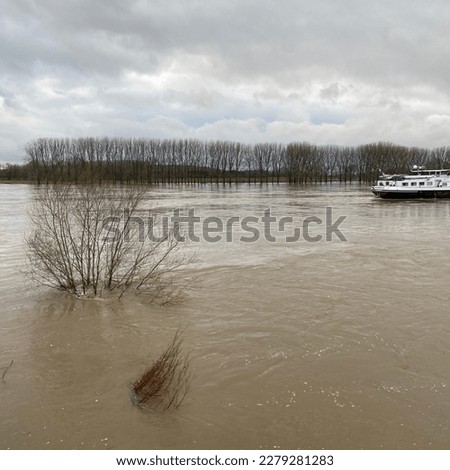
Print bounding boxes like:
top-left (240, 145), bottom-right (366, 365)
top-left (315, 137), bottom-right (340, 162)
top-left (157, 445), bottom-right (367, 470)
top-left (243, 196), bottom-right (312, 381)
top-left (1, 360), bottom-right (14, 383)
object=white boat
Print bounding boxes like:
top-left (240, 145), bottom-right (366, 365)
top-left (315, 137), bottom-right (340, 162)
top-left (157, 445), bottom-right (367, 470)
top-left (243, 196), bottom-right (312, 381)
top-left (371, 166), bottom-right (450, 199)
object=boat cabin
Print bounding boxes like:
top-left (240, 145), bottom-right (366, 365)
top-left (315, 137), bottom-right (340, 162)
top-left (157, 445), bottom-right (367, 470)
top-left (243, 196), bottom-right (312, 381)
top-left (376, 168), bottom-right (450, 187)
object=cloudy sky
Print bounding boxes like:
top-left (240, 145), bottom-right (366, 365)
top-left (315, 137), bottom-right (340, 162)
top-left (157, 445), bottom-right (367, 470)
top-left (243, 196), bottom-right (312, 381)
top-left (1, 0), bottom-right (449, 163)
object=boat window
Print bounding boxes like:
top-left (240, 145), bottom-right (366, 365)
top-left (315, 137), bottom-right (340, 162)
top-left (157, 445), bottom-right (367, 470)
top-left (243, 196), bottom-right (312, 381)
top-left (411, 182), bottom-right (417, 186)
top-left (419, 182), bottom-right (425, 186)
top-left (443, 182), bottom-right (448, 187)
top-left (427, 182), bottom-right (433, 186)
top-left (402, 182), bottom-right (408, 186)
top-left (379, 181), bottom-right (384, 186)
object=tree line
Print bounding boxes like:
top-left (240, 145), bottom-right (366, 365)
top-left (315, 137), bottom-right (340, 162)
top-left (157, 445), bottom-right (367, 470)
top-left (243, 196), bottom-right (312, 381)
top-left (1, 137), bottom-right (449, 184)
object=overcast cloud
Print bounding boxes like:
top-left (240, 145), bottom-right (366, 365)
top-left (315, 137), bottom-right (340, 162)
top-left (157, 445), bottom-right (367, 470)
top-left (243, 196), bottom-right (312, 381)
top-left (0, 0), bottom-right (449, 162)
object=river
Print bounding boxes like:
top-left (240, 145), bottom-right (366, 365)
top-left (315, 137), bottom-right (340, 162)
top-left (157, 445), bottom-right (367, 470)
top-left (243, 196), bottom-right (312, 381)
top-left (1, 183), bottom-right (450, 449)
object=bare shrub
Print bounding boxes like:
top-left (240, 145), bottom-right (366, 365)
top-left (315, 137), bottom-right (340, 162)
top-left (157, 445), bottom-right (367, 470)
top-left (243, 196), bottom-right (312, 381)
top-left (131, 329), bottom-right (190, 409)
top-left (26, 184), bottom-right (189, 301)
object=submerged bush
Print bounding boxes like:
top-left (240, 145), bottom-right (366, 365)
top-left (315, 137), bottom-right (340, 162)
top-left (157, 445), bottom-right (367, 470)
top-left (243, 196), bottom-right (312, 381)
top-left (131, 329), bottom-right (190, 409)
top-left (26, 184), bottom-right (188, 301)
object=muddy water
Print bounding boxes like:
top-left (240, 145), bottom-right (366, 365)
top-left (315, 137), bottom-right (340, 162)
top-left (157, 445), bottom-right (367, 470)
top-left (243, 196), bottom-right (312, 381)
top-left (1, 183), bottom-right (450, 450)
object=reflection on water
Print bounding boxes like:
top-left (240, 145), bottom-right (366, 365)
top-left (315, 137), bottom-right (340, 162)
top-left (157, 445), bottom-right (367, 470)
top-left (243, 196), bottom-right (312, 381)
top-left (1, 183), bottom-right (450, 449)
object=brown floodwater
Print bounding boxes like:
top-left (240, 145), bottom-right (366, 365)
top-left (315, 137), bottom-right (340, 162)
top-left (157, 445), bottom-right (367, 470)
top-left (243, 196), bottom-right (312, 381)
top-left (1, 183), bottom-right (450, 450)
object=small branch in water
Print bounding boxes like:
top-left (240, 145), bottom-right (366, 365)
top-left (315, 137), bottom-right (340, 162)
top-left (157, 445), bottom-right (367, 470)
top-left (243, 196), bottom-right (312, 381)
top-left (1, 360), bottom-right (14, 383)
top-left (130, 329), bottom-right (190, 410)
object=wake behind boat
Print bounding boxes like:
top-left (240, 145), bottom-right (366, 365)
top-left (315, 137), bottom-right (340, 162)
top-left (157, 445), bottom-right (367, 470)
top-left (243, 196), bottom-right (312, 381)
top-left (371, 166), bottom-right (450, 199)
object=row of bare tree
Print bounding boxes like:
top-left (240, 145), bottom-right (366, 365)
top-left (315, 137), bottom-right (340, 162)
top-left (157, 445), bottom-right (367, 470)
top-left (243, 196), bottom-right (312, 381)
top-left (2, 138), bottom-right (449, 184)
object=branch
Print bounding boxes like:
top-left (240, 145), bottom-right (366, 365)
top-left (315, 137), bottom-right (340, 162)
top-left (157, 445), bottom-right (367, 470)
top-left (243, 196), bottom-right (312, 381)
top-left (1, 360), bottom-right (14, 382)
